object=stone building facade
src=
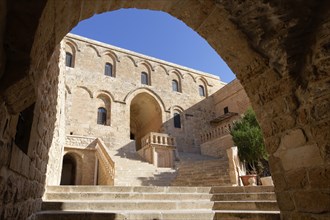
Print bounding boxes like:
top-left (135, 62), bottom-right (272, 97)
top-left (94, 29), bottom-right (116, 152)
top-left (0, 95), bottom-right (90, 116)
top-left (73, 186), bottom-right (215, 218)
top-left (58, 34), bottom-right (245, 186)
top-left (1, 1), bottom-right (329, 219)
top-left (64, 33), bottom-right (226, 153)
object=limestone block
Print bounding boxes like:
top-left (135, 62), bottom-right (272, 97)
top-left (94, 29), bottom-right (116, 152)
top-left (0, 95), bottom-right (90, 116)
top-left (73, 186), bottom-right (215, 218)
top-left (279, 144), bottom-right (323, 171)
top-left (308, 165), bottom-right (330, 189)
top-left (285, 168), bottom-right (308, 190)
top-left (293, 190), bottom-right (330, 213)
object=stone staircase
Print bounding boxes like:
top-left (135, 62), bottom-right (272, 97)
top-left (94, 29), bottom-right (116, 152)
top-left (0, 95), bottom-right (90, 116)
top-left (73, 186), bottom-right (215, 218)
top-left (172, 153), bottom-right (232, 186)
top-left (36, 185), bottom-right (280, 220)
top-left (109, 150), bottom-right (177, 186)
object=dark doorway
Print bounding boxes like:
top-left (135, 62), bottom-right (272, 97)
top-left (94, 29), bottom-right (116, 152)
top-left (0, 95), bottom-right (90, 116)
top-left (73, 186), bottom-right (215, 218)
top-left (60, 154), bottom-right (76, 185)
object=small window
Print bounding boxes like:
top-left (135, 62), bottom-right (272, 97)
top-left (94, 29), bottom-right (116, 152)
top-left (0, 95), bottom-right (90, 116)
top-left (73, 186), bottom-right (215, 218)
top-left (104, 63), bottom-right (113, 77)
top-left (174, 113), bottom-right (181, 128)
top-left (224, 107), bottom-right (229, 114)
top-left (199, 85), bottom-right (205, 97)
top-left (65, 52), bottom-right (73, 67)
top-left (141, 72), bottom-right (149, 85)
top-left (97, 107), bottom-right (107, 125)
top-left (172, 80), bottom-right (179, 92)
top-left (15, 103), bottom-right (35, 154)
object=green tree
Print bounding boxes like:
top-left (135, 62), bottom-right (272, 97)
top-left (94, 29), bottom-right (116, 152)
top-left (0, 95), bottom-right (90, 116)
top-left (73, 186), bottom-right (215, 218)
top-left (230, 108), bottom-right (268, 175)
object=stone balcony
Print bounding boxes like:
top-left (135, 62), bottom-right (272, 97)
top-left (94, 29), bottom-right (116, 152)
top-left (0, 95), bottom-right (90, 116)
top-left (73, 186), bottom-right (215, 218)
top-left (138, 132), bottom-right (176, 168)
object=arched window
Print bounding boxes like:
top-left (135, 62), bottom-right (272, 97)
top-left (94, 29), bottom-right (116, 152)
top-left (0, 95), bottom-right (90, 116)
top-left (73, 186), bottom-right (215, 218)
top-left (65, 52), bottom-right (73, 67)
top-left (199, 85), bottom-right (205, 97)
top-left (174, 113), bottom-right (181, 128)
top-left (141, 72), bottom-right (149, 85)
top-left (172, 80), bottom-right (179, 92)
top-left (97, 107), bottom-right (107, 125)
top-left (104, 63), bottom-right (113, 76)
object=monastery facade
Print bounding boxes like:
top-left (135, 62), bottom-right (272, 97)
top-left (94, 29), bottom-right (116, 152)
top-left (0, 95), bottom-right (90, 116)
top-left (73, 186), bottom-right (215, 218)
top-left (57, 34), bottom-right (250, 186)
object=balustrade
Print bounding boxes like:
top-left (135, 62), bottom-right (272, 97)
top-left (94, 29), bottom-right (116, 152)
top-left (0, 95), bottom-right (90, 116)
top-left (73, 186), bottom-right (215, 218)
top-left (200, 121), bottom-right (235, 143)
top-left (139, 132), bottom-right (176, 168)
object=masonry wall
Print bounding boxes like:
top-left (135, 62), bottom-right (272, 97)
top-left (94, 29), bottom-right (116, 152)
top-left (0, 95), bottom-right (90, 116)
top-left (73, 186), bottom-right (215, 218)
top-left (200, 79), bottom-right (251, 158)
top-left (63, 34), bottom-right (226, 154)
top-left (0, 45), bottom-right (62, 219)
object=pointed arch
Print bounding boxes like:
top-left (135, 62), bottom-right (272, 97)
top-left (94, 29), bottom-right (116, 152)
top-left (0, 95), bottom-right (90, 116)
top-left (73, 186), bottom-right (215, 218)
top-left (137, 60), bottom-right (154, 72)
top-left (183, 72), bottom-right (196, 82)
top-left (169, 69), bottom-right (183, 79)
top-left (154, 64), bottom-right (169, 75)
top-left (123, 55), bottom-right (138, 67)
top-left (86, 44), bottom-right (101, 57)
top-left (124, 88), bottom-right (167, 115)
top-left (103, 50), bottom-right (120, 62)
top-left (95, 90), bottom-right (115, 103)
top-left (76, 86), bottom-right (93, 98)
top-left (195, 76), bottom-right (212, 87)
top-left (65, 38), bottom-right (80, 52)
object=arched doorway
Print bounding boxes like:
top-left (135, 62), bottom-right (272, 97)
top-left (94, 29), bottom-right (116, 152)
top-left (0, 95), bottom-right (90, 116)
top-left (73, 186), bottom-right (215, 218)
top-left (130, 92), bottom-right (162, 151)
top-left (60, 154), bottom-right (77, 185)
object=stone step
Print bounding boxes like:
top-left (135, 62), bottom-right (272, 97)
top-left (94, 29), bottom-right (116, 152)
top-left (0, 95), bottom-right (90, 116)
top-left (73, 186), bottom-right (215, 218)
top-left (211, 186), bottom-right (275, 193)
top-left (46, 186), bottom-right (212, 193)
top-left (212, 192), bottom-right (276, 201)
top-left (213, 201), bottom-right (279, 211)
top-left (41, 200), bottom-right (214, 211)
top-left (36, 210), bottom-right (280, 220)
top-left (45, 192), bottom-right (213, 201)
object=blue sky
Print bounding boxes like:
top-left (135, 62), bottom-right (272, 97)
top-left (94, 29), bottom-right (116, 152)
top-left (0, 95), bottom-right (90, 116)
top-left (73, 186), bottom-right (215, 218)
top-left (71, 9), bottom-right (236, 83)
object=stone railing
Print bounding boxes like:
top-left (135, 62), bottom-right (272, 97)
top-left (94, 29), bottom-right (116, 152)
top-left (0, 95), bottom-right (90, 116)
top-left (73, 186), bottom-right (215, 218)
top-left (200, 122), bottom-right (234, 143)
top-left (138, 132), bottom-right (176, 168)
top-left (95, 138), bottom-right (115, 182)
top-left (65, 135), bottom-right (96, 148)
top-left (65, 135), bottom-right (115, 185)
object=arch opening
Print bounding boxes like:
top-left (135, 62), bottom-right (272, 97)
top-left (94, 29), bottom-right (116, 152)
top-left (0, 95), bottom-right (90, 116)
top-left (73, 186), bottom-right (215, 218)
top-left (60, 154), bottom-right (77, 185)
top-left (130, 92), bottom-right (162, 151)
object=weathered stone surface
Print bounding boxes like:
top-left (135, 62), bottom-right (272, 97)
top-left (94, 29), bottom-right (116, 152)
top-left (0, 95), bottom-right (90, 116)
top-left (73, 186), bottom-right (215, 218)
top-left (0, 0), bottom-right (329, 219)
top-left (308, 166), bottom-right (330, 189)
top-left (294, 190), bottom-right (330, 213)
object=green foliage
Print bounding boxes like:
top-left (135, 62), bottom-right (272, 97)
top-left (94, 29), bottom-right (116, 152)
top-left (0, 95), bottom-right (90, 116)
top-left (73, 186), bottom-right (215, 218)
top-left (230, 108), bottom-right (268, 174)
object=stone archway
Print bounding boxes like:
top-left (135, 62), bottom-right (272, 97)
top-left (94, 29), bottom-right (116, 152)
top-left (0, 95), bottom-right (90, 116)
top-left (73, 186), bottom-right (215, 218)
top-left (60, 154), bottom-right (77, 185)
top-left (1, 1), bottom-right (329, 219)
top-left (130, 92), bottom-right (162, 151)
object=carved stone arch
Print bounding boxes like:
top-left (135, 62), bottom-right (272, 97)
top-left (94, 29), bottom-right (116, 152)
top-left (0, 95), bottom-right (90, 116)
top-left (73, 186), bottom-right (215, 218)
top-left (170, 105), bottom-right (184, 114)
top-left (95, 91), bottom-right (112, 126)
top-left (169, 69), bottom-right (183, 79)
top-left (95, 90), bottom-right (115, 103)
top-left (182, 72), bottom-right (196, 82)
top-left (102, 51), bottom-right (118, 77)
top-left (65, 38), bottom-right (80, 52)
top-left (86, 44), bottom-right (101, 57)
top-left (76, 86), bottom-right (93, 98)
top-left (154, 64), bottom-right (168, 75)
top-left (195, 76), bottom-right (212, 87)
top-left (196, 77), bottom-right (208, 97)
top-left (103, 50), bottom-right (120, 62)
top-left (171, 105), bottom-right (184, 129)
top-left (123, 55), bottom-right (138, 67)
top-left (137, 60), bottom-right (154, 72)
top-left (169, 70), bottom-right (183, 93)
top-left (124, 87), bottom-right (168, 116)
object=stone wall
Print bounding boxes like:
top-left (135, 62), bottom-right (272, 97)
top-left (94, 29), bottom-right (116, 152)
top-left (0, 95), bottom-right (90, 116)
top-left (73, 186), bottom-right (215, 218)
top-left (0, 44), bottom-right (62, 219)
top-left (200, 79), bottom-right (251, 158)
top-left (63, 34), bottom-right (226, 153)
top-left (1, 0), bottom-right (329, 219)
